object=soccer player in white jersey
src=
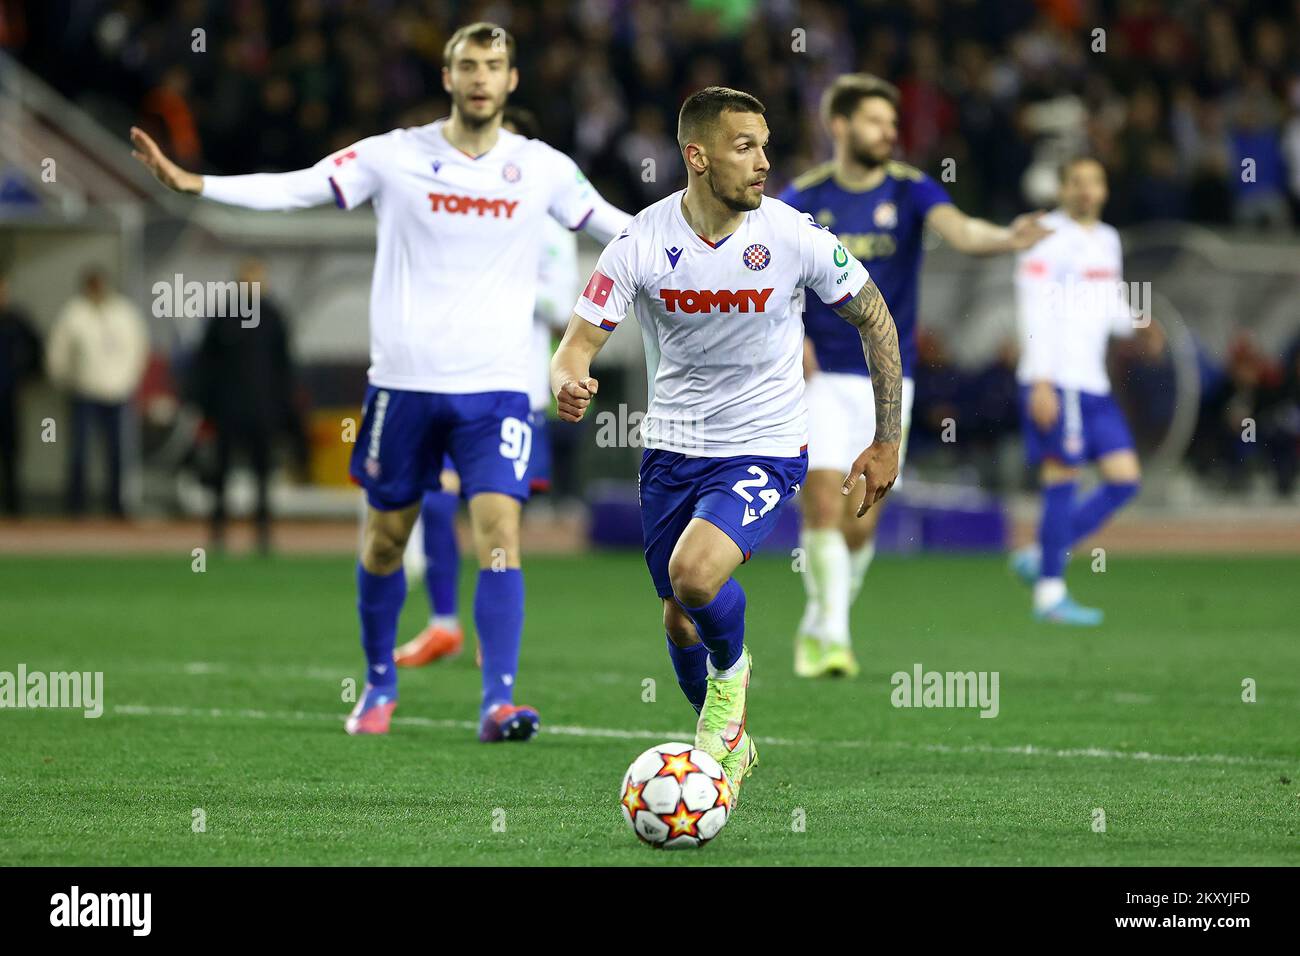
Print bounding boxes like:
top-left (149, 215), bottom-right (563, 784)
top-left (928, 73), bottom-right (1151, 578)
top-left (1009, 157), bottom-right (1143, 625)
top-left (130, 22), bottom-right (631, 739)
top-left (395, 106), bottom-right (579, 669)
top-left (550, 87), bottom-right (903, 796)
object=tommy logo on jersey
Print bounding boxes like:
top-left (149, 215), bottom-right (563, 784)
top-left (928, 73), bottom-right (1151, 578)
top-left (427, 193), bottom-right (519, 217)
top-left (742, 243), bottom-right (770, 271)
top-left (658, 289), bottom-right (774, 314)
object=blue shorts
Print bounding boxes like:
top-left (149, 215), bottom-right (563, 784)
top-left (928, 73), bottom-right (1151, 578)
top-left (434, 410), bottom-right (551, 496)
top-left (350, 386), bottom-right (533, 509)
top-left (639, 448), bottom-right (808, 599)
top-left (1020, 386), bottom-right (1134, 467)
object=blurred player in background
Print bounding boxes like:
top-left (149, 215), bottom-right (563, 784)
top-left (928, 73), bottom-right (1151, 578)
top-left (130, 22), bottom-right (630, 740)
top-left (396, 105), bottom-right (581, 668)
top-left (780, 74), bottom-right (1051, 678)
top-left (1010, 157), bottom-right (1142, 624)
top-left (551, 87), bottom-right (901, 797)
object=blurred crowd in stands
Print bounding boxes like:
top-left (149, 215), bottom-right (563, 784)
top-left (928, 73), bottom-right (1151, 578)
top-left (2, 0), bottom-right (1299, 514)
top-left (7, 0), bottom-right (1300, 228)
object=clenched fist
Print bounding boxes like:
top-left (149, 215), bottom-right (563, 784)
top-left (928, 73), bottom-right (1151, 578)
top-left (556, 377), bottom-right (599, 423)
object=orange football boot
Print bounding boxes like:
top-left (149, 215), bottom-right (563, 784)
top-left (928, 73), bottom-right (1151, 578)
top-left (394, 623), bottom-right (463, 667)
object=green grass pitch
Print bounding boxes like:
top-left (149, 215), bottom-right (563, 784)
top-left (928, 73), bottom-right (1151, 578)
top-left (1, 551), bottom-right (1296, 866)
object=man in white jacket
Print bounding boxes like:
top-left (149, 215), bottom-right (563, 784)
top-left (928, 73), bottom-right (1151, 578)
top-left (46, 268), bottom-right (149, 517)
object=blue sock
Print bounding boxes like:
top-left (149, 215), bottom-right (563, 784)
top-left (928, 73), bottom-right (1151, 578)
top-left (677, 578), bottom-right (746, 672)
top-left (421, 491), bottom-right (460, 617)
top-left (356, 563), bottom-right (405, 691)
top-left (666, 637), bottom-right (708, 713)
top-left (1039, 483), bottom-right (1076, 579)
top-left (475, 568), bottom-right (524, 715)
top-left (1069, 481), bottom-right (1139, 545)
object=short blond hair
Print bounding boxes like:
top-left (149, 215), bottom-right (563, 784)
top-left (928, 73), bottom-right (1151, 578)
top-left (442, 22), bottom-right (516, 69)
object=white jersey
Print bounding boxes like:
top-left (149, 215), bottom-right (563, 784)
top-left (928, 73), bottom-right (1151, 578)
top-left (310, 120), bottom-right (598, 394)
top-left (573, 191), bottom-right (869, 458)
top-left (529, 217), bottom-right (580, 410)
top-left (1015, 209), bottom-right (1136, 395)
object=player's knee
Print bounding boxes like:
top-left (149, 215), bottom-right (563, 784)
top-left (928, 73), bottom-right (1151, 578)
top-left (667, 555), bottom-right (722, 608)
top-left (469, 507), bottom-right (520, 552)
top-left (362, 528), bottom-right (406, 574)
top-left (1040, 460), bottom-right (1079, 486)
top-left (803, 483), bottom-right (840, 528)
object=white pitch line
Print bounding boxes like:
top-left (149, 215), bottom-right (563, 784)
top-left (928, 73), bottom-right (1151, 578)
top-left (108, 704), bottom-right (1292, 767)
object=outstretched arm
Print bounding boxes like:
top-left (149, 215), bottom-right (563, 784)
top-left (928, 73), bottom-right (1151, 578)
top-left (834, 278), bottom-right (902, 515)
top-left (926, 204), bottom-right (1051, 256)
top-left (130, 126), bottom-right (336, 210)
top-left (577, 193), bottom-right (634, 245)
top-left (550, 315), bottom-right (611, 422)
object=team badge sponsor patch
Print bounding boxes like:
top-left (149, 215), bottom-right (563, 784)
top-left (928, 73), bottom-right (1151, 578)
top-left (502, 162), bottom-right (521, 183)
top-left (582, 270), bottom-right (615, 306)
top-left (874, 201), bottom-right (898, 229)
top-left (742, 243), bottom-right (771, 271)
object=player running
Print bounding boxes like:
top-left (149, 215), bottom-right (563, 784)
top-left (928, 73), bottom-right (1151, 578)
top-left (1009, 157), bottom-right (1142, 625)
top-left (131, 22), bottom-right (630, 739)
top-left (779, 74), bottom-right (1051, 678)
top-left (395, 106), bottom-right (577, 668)
top-left (550, 87), bottom-right (902, 794)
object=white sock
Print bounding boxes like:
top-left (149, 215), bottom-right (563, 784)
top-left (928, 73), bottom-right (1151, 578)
top-left (805, 527), bottom-right (851, 647)
top-left (797, 529), bottom-right (823, 639)
top-left (430, 614), bottom-right (459, 631)
top-left (1034, 578), bottom-right (1066, 612)
top-left (848, 541), bottom-right (876, 606)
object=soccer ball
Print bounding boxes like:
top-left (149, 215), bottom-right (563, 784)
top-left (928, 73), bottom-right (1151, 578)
top-left (619, 742), bottom-right (733, 849)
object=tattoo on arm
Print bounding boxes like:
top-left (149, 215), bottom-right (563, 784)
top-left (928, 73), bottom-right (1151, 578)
top-left (834, 279), bottom-right (902, 443)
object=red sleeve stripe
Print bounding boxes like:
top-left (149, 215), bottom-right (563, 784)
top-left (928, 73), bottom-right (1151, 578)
top-left (830, 291), bottom-right (854, 308)
top-left (599, 319), bottom-right (618, 331)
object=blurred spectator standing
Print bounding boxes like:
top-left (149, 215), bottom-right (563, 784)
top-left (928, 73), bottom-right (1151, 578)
top-left (187, 259), bottom-right (305, 554)
top-left (1228, 68), bottom-right (1290, 231)
top-left (0, 275), bottom-right (42, 516)
top-left (45, 269), bottom-right (148, 517)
